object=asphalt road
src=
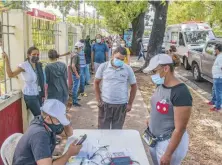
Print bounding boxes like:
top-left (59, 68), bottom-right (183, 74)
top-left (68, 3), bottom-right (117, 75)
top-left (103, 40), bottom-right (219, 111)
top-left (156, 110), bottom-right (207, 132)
top-left (176, 65), bottom-right (213, 94)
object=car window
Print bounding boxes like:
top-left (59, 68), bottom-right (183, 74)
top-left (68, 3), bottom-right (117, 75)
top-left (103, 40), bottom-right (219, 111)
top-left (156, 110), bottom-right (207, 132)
top-left (171, 32), bottom-right (178, 43)
top-left (205, 43), bottom-right (216, 56)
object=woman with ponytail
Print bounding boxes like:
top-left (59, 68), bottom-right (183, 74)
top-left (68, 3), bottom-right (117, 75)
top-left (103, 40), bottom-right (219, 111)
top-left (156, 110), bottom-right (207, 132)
top-left (2, 46), bottom-right (44, 116)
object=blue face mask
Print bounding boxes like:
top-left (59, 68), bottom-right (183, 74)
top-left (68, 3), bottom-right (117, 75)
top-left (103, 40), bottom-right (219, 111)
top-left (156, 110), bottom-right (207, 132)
top-left (113, 58), bottom-right (124, 67)
top-left (151, 73), bottom-right (165, 85)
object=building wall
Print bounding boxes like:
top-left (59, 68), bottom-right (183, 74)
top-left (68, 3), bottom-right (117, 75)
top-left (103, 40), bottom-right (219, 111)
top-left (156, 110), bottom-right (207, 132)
top-left (0, 98), bottom-right (23, 165)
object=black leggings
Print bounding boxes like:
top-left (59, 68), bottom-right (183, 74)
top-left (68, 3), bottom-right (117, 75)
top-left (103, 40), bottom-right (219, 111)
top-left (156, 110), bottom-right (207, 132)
top-left (24, 95), bottom-right (42, 116)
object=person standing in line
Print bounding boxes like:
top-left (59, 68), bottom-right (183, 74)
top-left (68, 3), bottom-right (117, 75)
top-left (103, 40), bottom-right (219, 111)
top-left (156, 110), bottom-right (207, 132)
top-left (91, 34), bottom-right (109, 73)
top-left (208, 43), bottom-right (222, 111)
top-left (143, 54), bottom-right (192, 165)
top-left (94, 47), bottom-right (137, 129)
top-left (120, 40), bottom-right (131, 65)
top-left (45, 49), bottom-right (68, 104)
top-left (84, 35), bottom-right (91, 85)
top-left (137, 38), bottom-right (145, 61)
top-left (78, 41), bottom-right (87, 97)
top-left (71, 42), bottom-right (83, 107)
top-left (2, 46), bottom-right (44, 116)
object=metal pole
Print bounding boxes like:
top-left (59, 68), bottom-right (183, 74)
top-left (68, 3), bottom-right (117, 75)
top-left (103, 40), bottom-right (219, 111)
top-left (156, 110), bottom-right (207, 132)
top-left (7, 12), bottom-right (12, 91)
top-left (1, 12), bottom-right (7, 95)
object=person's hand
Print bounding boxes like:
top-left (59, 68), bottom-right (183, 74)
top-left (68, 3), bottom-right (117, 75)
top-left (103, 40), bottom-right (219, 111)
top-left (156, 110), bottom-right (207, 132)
top-left (97, 100), bottom-right (103, 107)
top-left (126, 104), bottom-right (132, 112)
top-left (67, 141), bottom-right (82, 157)
top-left (2, 52), bottom-right (7, 60)
top-left (76, 74), bottom-right (80, 79)
top-left (160, 153), bottom-right (172, 165)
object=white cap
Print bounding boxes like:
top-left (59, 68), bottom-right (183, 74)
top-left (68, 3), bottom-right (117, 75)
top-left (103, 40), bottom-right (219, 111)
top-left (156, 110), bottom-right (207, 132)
top-left (143, 54), bottom-right (173, 73)
top-left (74, 41), bottom-right (84, 48)
top-left (41, 99), bottom-right (70, 126)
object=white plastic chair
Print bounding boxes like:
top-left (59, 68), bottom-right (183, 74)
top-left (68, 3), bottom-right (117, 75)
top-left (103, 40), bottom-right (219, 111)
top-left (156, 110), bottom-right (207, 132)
top-left (1, 133), bottom-right (23, 165)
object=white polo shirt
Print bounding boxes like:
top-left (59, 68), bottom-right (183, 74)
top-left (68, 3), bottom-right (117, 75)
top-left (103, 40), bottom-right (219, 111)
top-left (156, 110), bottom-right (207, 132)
top-left (95, 61), bottom-right (136, 104)
top-left (212, 53), bottom-right (222, 79)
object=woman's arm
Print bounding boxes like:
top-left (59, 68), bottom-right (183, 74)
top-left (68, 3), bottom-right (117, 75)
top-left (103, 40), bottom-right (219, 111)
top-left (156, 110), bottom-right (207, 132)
top-left (2, 52), bottom-right (24, 78)
top-left (59, 51), bottom-right (71, 57)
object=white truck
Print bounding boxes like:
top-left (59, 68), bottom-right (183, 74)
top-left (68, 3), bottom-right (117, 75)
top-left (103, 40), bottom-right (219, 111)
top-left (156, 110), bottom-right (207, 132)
top-left (164, 21), bottom-right (215, 69)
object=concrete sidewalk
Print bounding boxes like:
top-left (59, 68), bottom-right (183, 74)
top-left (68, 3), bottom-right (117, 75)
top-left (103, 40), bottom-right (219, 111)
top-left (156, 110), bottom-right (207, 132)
top-left (54, 60), bottom-right (153, 164)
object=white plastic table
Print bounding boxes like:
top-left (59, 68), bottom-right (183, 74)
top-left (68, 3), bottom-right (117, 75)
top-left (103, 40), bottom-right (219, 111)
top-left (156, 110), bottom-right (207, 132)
top-left (66, 129), bottom-right (150, 165)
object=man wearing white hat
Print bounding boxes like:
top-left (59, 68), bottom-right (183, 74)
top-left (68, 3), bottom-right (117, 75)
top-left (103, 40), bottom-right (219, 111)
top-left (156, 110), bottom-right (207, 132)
top-left (13, 99), bottom-right (82, 165)
top-left (143, 54), bottom-right (192, 165)
top-left (70, 41), bottom-right (85, 107)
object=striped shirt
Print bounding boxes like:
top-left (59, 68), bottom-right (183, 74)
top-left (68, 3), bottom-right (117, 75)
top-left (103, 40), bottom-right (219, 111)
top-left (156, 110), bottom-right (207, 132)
top-left (78, 51), bottom-right (86, 68)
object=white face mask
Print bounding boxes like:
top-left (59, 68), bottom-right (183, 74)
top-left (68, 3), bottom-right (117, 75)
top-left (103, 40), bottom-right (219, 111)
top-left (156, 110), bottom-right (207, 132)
top-left (120, 44), bottom-right (125, 47)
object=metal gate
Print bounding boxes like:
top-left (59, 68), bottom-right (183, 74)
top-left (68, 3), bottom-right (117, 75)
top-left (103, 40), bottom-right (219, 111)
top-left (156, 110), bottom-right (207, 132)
top-left (0, 12), bottom-right (14, 96)
top-left (31, 18), bottom-right (60, 62)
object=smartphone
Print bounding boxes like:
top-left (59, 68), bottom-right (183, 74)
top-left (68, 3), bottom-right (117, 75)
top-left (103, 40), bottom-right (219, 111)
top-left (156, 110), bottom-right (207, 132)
top-left (75, 134), bottom-right (87, 145)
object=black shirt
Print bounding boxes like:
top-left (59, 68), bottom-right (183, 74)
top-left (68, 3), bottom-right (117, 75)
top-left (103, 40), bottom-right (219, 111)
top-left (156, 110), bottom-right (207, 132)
top-left (13, 116), bottom-right (56, 165)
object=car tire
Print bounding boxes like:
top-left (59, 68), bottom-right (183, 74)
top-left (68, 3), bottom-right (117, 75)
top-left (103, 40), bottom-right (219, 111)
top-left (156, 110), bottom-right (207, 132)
top-left (183, 57), bottom-right (191, 70)
top-left (192, 63), bottom-right (202, 82)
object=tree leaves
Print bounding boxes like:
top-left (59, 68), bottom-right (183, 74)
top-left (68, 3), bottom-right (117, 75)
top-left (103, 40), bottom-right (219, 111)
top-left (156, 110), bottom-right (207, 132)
top-left (167, 1), bottom-right (222, 36)
top-left (89, 1), bottom-right (148, 33)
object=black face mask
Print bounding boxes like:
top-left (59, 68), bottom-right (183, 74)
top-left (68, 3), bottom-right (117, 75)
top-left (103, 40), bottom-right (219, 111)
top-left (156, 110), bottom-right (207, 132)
top-left (45, 117), bottom-right (64, 135)
top-left (31, 56), bottom-right (39, 63)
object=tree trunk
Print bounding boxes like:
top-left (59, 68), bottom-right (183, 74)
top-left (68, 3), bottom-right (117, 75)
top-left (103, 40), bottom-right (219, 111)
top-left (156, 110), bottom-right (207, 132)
top-left (136, 1), bottom-right (169, 72)
top-left (131, 12), bottom-right (145, 55)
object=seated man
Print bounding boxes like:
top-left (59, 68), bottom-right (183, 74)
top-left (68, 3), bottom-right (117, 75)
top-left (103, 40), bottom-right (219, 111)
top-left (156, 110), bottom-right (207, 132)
top-left (13, 99), bottom-right (82, 165)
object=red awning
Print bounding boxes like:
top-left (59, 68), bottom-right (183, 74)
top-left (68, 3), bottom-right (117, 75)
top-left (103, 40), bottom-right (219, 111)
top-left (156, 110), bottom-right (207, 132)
top-left (27, 8), bottom-right (56, 21)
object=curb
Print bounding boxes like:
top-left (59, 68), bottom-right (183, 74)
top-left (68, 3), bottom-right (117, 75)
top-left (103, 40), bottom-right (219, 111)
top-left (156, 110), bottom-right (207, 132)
top-left (175, 71), bottom-right (211, 102)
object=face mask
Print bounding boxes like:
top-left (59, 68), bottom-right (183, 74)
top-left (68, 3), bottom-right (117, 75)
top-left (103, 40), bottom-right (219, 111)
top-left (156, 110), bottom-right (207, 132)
top-left (151, 73), bottom-right (165, 85)
top-left (45, 117), bottom-right (64, 135)
top-left (96, 39), bottom-right (101, 43)
top-left (30, 56), bottom-right (39, 63)
top-left (113, 58), bottom-right (124, 67)
top-left (120, 44), bottom-right (125, 47)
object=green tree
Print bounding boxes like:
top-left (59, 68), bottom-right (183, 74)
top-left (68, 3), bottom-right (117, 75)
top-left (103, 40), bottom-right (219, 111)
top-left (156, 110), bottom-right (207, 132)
top-left (167, 1), bottom-right (222, 37)
top-left (89, 1), bottom-right (148, 54)
top-left (140, 1), bottom-right (169, 69)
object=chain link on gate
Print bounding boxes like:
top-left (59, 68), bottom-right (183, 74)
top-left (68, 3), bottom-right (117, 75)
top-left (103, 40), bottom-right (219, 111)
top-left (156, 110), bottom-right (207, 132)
top-left (31, 18), bottom-right (60, 62)
top-left (0, 12), bottom-right (15, 96)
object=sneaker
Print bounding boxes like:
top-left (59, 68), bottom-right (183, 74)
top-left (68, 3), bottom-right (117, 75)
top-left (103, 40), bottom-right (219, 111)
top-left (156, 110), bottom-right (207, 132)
top-left (210, 107), bottom-right (221, 111)
top-left (80, 93), bottom-right (88, 97)
top-left (73, 103), bottom-right (81, 107)
top-left (207, 101), bottom-right (214, 105)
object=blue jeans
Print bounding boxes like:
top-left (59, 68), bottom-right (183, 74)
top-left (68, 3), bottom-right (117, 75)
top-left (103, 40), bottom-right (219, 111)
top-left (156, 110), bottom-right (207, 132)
top-left (79, 67), bottom-right (86, 93)
top-left (85, 64), bottom-right (91, 84)
top-left (24, 95), bottom-right (42, 116)
top-left (138, 50), bottom-right (145, 60)
top-left (212, 78), bottom-right (222, 109)
top-left (72, 74), bottom-right (80, 104)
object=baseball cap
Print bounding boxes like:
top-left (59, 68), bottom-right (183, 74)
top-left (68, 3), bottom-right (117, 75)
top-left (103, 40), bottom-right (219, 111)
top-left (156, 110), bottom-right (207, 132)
top-left (74, 41), bottom-right (84, 48)
top-left (143, 54), bottom-right (173, 73)
top-left (41, 99), bottom-right (70, 126)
